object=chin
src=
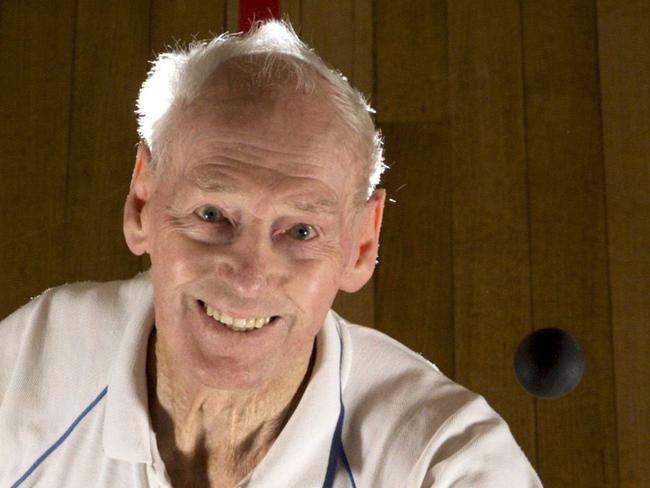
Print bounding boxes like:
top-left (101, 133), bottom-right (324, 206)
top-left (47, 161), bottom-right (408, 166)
top-left (192, 355), bottom-right (274, 392)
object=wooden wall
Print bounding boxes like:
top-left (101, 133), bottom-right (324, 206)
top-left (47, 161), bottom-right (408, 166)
top-left (1, 1), bottom-right (648, 486)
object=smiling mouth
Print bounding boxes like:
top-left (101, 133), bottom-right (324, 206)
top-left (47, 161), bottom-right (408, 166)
top-left (199, 301), bottom-right (279, 332)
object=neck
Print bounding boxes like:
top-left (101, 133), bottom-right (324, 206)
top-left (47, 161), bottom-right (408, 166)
top-left (146, 330), bottom-right (315, 485)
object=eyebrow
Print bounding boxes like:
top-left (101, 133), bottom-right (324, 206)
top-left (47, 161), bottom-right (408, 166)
top-left (288, 198), bottom-right (339, 215)
top-left (191, 172), bottom-right (240, 193)
top-left (188, 171), bottom-right (340, 215)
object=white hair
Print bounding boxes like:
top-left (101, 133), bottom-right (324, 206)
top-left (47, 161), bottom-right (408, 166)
top-left (135, 19), bottom-right (385, 203)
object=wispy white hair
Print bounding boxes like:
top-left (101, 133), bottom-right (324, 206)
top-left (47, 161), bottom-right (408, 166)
top-left (135, 19), bottom-right (385, 203)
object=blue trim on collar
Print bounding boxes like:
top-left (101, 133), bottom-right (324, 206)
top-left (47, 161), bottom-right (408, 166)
top-left (322, 325), bottom-right (356, 488)
top-left (11, 386), bottom-right (108, 488)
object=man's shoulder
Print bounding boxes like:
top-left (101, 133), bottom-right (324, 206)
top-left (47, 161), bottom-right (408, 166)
top-left (340, 318), bottom-right (487, 462)
top-left (2, 272), bottom-right (151, 334)
top-left (344, 319), bottom-right (443, 375)
top-left (337, 315), bottom-right (541, 486)
top-left (0, 272), bottom-right (152, 399)
top-left (341, 318), bottom-right (480, 423)
top-left (8, 271), bottom-right (149, 320)
top-left (0, 273), bottom-right (153, 484)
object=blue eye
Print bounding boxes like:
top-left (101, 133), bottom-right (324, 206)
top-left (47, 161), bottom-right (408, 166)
top-left (196, 205), bottom-right (225, 222)
top-left (288, 224), bottom-right (317, 241)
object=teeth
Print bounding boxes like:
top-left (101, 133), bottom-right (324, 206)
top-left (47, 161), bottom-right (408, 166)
top-left (202, 303), bottom-right (273, 332)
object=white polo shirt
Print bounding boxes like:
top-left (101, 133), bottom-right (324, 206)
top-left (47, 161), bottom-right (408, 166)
top-left (0, 272), bottom-right (542, 487)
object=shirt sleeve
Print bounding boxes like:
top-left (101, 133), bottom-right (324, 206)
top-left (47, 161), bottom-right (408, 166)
top-left (407, 395), bottom-right (543, 487)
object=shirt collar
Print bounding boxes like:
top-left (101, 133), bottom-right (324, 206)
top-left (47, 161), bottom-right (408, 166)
top-left (102, 272), bottom-right (155, 463)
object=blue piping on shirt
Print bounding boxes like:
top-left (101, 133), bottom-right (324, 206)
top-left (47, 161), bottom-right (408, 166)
top-left (11, 386), bottom-right (108, 488)
top-left (322, 325), bottom-right (357, 488)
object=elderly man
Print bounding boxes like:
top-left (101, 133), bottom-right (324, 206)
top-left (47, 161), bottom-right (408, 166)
top-left (1, 21), bottom-right (541, 488)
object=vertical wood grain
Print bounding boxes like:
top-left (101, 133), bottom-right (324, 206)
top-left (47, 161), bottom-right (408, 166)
top-left (448, 0), bottom-right (537, 463)
top-left (150, 0), bottom-right (227, 53)
top-left (597, 1), bottom-right (650, 486)
top-left (280, 0), bottom-right (301, 29)
top-left (352, 0), bottom-right (373, 97)
top-left (374, 1), bottom-right (454, 375)
top-left (1, 2), bottom-right (647, 481)
top-left (521, 1), bottom-right (619, 485)
top-left (226, 0), bottom-right (239, 33)
top-left (301, 0), bottom-right (355, 79)
top-left (0, 1), bottom-right (76, 319)
top-left (375, 1), bottom-right (447, 124)
top-left (299, 0), bottom-right (376, 327)
top-left (64, 1), bottom-right (149, 282)
top-left (375, 124), bottom-right (454, 376)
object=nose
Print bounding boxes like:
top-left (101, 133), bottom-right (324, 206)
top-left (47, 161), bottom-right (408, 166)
top-left (215, 229), bottom-right (278, 298)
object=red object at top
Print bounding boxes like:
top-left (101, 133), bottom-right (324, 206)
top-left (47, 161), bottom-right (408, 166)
top-left (239, 0), bottom-right (280, 32)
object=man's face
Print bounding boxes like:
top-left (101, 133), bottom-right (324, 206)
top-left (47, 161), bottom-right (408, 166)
top-left (127, 65), bottom-right (380, 391)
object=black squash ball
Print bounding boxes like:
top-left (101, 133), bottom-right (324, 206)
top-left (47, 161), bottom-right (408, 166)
top-left (514, 328), bottom-right (585, 399)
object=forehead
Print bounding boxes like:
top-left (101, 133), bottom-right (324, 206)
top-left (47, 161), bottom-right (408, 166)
top-left (164, 57), bottom-right (359, 204)
top-left (178, 56), bottom-right (346, 145)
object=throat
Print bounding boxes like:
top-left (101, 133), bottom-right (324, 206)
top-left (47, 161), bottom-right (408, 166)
top-left (145, 329), bottom-right (317, 484)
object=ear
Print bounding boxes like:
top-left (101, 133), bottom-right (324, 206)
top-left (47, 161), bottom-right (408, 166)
top-left (123, 143), bottom-right (154, 256)
top-left (340, 188), bottom-right (386, 293)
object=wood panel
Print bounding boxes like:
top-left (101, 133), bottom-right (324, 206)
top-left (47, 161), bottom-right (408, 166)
top-left (0, 1), bottom-right (76, 319)
top-left (1, 2), bottom-right (648, 482)
top-left (374, 1), bottom-right (453, 375)
top-left (351, 0), bottom-right (373, 97)
top-left (521, 1), bottom-right (619, 486)
top-left (375, 124), bottom-right (454, 377)
top-left (150, 0), bottom-right (227, 53)
top-left (280, 0), bottom-right (301, 31)
top-left (300, 0), bottom-right (354, 83)
top-left (63, 1), bottom-right (149, 282)
top-left (375, 1), bottom-right (447, 124)
top-left (447, 0), bottom-right (537, 464)
top-left (298, 0), bottom-right (375, 327)
top-left (226, 0), bottom-right (238, 33)
top-left (597, 1), bottom-right (650, 486)
top-left (298, 0), bottom-right (373, 115)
